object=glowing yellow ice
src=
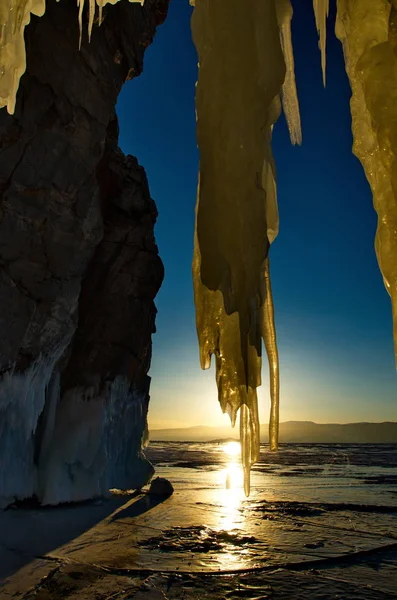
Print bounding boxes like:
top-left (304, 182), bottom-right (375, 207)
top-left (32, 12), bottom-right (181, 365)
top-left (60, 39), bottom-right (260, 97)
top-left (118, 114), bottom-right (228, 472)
top-left (191, 0), bottom-right (284, 494)
top-left (276, 0), bottom-right (302, 145)
top-left (313, 0), bottom-right (329, 86)
top-left (0, 0), bottom-right (45, 114)
top-left (336, 0), bottom-right (397, 363)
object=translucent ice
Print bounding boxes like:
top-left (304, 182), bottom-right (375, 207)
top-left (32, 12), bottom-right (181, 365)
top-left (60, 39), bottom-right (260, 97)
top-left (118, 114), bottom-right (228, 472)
top-left (336, 0), bottom-right (397, 363)
top-left (191, 0), bottom-right (284, 493)
top-left (313, 0), bottom-right (329, 86)
top-left (276, 0), bottom-right (302, 145)
top-left (0, 0), bottom-right (46, 114)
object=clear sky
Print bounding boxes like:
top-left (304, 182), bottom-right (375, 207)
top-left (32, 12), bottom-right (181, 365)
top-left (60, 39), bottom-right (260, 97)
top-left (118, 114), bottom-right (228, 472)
top-left (117, 0), bottom-right (397, 429)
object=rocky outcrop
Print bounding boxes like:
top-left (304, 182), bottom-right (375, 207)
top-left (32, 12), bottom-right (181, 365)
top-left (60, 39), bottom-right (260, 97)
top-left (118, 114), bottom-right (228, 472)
top-left (0, 0), bottom-right (167, 506)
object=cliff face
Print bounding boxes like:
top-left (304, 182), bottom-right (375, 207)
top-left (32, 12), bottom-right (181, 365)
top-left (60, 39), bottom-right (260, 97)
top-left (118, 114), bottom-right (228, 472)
top-left (0, 0), bottom-right (167, 507)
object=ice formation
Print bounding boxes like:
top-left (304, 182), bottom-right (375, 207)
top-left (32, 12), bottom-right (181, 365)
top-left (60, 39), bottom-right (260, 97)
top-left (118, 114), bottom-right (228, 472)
top-left (0, 352), bottom-right (65, 506)
top-left (191, 0), bottom-right (285, 494)
top-left (336, 0), bottom-right (397, 363)
top-left (313, 0), bottom-right (329, 85)
top-left (40, 377), bottom-right (153, 504)
top-left (0, 0), bottom-right (45, 114)
top-left (0, 349), bottom-right (153, 506)
top-left (276, 0), bottom-right (302, 145)
top-left (0, 0), bottom-right (143, 113)
top-left (2, 0), bottom-right (397, 496)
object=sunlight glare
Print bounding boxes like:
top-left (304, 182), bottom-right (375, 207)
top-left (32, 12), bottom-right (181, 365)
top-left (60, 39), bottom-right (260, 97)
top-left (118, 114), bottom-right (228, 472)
top-left (223, 441), bottom-right (241, 457)
top-left (213, 440), bottom-right (245, 532)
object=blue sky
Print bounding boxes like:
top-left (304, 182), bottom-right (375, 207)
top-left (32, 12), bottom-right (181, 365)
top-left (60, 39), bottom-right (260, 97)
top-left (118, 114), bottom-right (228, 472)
top-left (117, 0), bottom-right (396, 428)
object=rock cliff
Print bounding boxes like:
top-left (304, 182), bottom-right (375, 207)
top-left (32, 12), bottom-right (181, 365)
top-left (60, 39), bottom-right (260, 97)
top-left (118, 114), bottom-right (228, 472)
top-left (0, 0), bottom-right (167, 507)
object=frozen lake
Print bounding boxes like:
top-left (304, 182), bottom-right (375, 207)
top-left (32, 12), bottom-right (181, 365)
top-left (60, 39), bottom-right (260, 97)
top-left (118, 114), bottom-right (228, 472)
top-left (1, 442), bottom-right (396, 599)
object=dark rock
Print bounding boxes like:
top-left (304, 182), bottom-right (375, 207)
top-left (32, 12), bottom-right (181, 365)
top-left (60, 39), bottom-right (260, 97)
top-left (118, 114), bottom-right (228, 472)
top-left (149, 477), bottom-right (174, 496)
top-left (0, 0), bottom-right (168, 506)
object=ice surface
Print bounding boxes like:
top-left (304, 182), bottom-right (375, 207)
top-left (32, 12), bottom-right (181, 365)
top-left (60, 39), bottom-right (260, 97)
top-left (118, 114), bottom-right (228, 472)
top-left (191, 0), bottom-right (284, 493)
top-left (336, 0), bottom-right (397, 363)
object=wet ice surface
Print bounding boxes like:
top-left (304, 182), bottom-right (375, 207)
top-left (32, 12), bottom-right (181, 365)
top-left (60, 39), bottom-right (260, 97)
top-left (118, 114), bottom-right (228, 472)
top-left (136, 442), bottom-right (397, 572)
top-left (1, 443), bottom-right (396, 599)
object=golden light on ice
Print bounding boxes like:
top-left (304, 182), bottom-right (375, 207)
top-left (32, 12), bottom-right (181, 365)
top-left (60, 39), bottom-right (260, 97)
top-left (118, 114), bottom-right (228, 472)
top-left (221, 441), bottom-right (243, 490)
top-left (223, 441), bottom-right (241, 458)
top-left (215, 441), bottom-right (244, 534)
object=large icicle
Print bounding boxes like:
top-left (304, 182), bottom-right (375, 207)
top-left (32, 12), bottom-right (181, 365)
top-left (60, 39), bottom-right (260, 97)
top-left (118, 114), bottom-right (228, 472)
top-left (191, 0), bottom-right (284, 493)
top-left (0, 0), bottom-right (143, 114)
top-left (313, 0), bottom-right (329, 86)
top-left (336, 0), bottom-right (397, 364)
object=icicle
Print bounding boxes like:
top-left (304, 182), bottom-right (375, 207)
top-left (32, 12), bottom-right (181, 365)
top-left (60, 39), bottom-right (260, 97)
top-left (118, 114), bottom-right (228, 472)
top-left (240, 401), bottom-right (260, 496)
top-left (313, 0), bottom-right (329, 86)
top-left (262, 258), bottom-right (280, 451)
top-left (88, 0), bottom-right (95, 41)
top-left (98, 0), bottom-right (104, 26)
top-left (276, 0), bottom-right (302, 145)
top-left (336, 0), bottom-right (397, 364)
top-left (0, 0), bottom-right (46, 114)
top-left (191, 0), bottom-right (284, 493)
top-left (0, 0), bottom-right (145, 114)
top-left (77, 0), bottom-right (85, 49)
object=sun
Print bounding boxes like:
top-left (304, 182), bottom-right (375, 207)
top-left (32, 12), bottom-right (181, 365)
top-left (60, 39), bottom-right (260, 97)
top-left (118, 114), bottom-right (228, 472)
top-left (223, 441), bottom-right (241, 457)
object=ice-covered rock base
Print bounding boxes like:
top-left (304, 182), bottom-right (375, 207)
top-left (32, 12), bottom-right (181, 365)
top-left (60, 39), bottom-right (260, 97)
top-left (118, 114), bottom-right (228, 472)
top-left (0, 368), bottom-right (154, 507)
top-left (40, 376), bottom-right (154, 505)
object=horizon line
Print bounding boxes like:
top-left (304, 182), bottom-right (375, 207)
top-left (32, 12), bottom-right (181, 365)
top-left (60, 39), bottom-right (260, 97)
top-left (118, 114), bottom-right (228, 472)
top-left (150, 420), bottom-right (397, 430)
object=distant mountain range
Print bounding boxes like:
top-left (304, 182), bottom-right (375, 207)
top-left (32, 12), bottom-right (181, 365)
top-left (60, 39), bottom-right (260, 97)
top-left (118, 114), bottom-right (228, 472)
top-left (149, 421), bottom-right (397, 443)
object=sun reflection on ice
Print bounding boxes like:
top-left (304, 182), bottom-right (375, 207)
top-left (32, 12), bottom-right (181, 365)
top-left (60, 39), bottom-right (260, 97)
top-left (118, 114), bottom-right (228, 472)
top-left (216, 441), bottom-right (245, 533)
top-left (223, 441), bottom-right (241, 457)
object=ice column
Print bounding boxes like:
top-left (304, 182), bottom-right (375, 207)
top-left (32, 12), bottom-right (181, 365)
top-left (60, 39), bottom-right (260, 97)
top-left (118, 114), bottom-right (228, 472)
top-left (191, 0), bottom-right (285, 493)
top-left (336, 0), bottom-right (397, 363)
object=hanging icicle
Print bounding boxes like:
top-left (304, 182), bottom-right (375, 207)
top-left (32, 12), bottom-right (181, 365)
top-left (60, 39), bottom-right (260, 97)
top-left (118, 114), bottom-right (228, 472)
top-left (191, 0), bottom-right (284, 493)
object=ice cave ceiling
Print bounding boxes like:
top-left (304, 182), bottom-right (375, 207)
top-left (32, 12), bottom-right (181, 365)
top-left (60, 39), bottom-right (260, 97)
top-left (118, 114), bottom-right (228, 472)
top-left (1, 0), bottom-right (397, 493)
